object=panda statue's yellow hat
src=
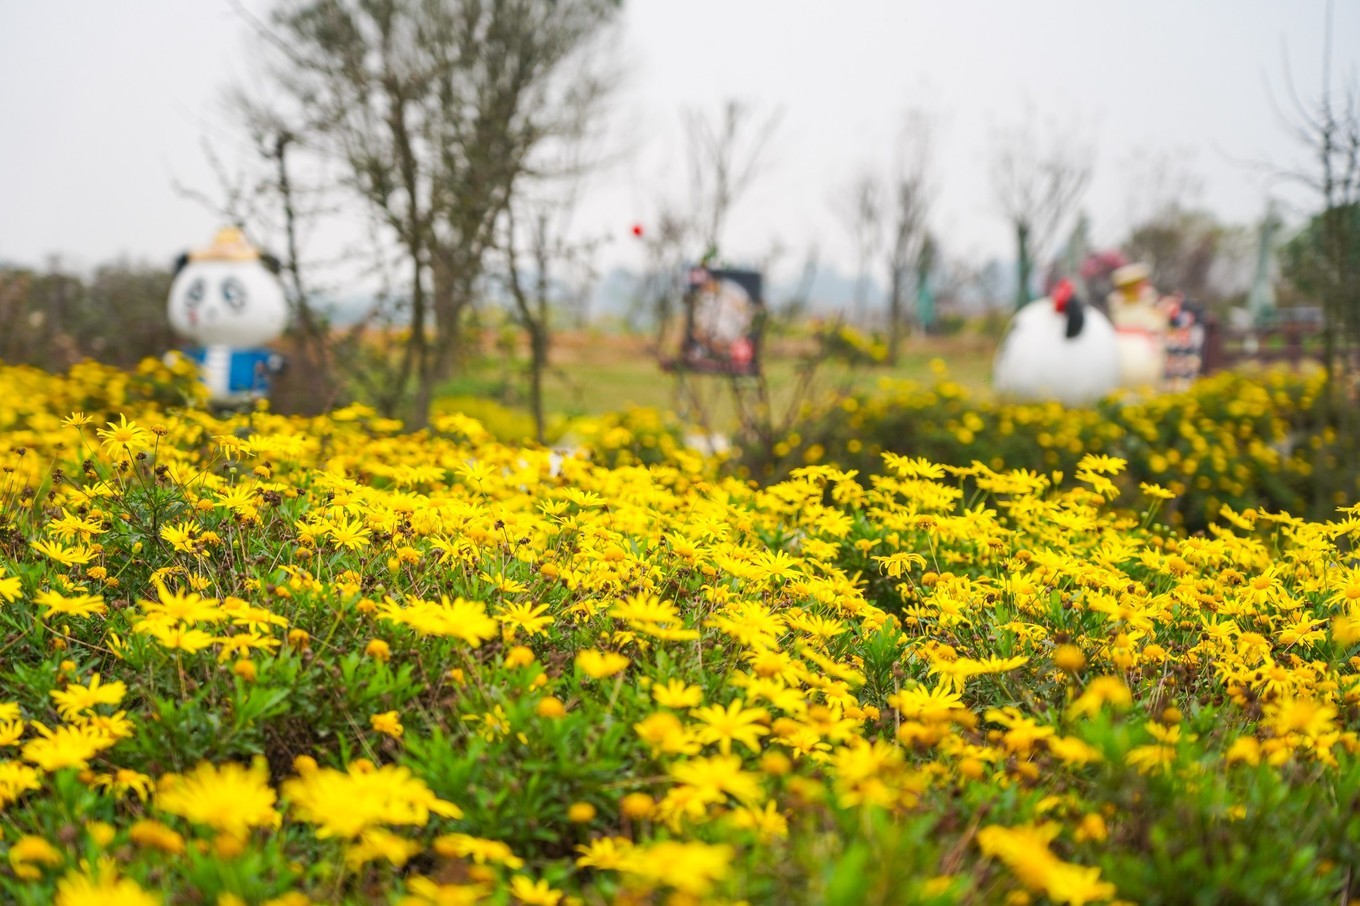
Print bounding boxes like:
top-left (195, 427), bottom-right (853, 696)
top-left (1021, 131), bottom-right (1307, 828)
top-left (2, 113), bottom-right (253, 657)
top-left (188, 226), bottom-right (260, 262)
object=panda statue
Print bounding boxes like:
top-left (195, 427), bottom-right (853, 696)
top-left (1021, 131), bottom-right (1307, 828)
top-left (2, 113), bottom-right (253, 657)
top-left (992, 279), bottom-right (1122, 407)
top-left (167, 227), bottom-right (288, 408)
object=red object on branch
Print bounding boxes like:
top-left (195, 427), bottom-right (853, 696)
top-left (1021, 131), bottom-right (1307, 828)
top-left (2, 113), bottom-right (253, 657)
top-left (630, 223), bottom-right (644, 238)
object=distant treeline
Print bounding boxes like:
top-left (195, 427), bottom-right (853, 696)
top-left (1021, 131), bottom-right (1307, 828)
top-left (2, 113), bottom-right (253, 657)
top-left (0, 260), bottom-right (177, 371)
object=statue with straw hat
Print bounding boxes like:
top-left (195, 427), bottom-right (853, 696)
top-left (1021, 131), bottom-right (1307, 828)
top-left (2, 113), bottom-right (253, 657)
top-left (166, 227), bottom-right (288, 408)
top-left (1107, 262), bottom-right (1170, 391)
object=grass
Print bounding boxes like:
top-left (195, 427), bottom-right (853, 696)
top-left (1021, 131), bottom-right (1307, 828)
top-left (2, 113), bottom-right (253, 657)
top-left (439, 327), bottom-right (1000, 433)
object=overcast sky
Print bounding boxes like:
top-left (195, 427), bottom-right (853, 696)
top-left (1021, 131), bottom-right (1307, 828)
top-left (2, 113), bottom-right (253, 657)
top-left (1, 0), bottom-right (1356, 285)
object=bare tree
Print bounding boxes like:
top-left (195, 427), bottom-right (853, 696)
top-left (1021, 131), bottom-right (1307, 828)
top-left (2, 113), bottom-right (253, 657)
top-left (1124, 210), bottom-right (1232, 302)
top-left (172, 136), bottom-right (269, 233)
top-left (245, 114), bottom-right (349, 413)
top-left (1114, 148), bottom-right (1249, 307)
top-left (634, 100), bottom-right (781, 361)
top-left (773, 243), bottom-right (820, 322)
top-left (833, 170), bottom-right (882, 327)
top-left (830, 111), bottom-right (933, 360)
top-left (1268, 0), bottom-right (1360, 513)
top-left (990, 111), bottom-right (1093, 310)
top-left (632, 205), bottom-right (694, 352)
top-left (241, 0), bottom-right (620, 427)
top-left (502, 208), bottom-right (553, 444)
top-left (502, 194), bottom-right (604, 445)
top-left (883, 112), bottom-right (934, 361)
top-left (666, 101), bottom-right (782, 438)
top-left (1119, 145), bottom-right (1205, 234)
top-left (683, 100), bottom-right (784, 261)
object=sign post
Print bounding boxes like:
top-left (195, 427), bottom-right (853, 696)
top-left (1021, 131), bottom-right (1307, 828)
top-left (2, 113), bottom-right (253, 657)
top-left (675, 266), bottom-right (765, 376)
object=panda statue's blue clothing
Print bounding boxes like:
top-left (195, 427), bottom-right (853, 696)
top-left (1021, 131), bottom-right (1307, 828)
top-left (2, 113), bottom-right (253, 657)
top-left (183, 346), bottom-right (285, 405)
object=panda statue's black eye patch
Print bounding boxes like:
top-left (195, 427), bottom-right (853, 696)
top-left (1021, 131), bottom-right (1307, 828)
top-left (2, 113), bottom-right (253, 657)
top-left (221, 278), bottom-right (247, 311)
top-left (185, 278), bottom-right (206, 307)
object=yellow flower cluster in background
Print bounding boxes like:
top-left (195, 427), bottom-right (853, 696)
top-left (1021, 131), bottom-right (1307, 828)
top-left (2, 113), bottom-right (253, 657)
top-left (749, 363), bottom-right (1358, 531)
top-left (0, 358), bottom-right (1356, 903)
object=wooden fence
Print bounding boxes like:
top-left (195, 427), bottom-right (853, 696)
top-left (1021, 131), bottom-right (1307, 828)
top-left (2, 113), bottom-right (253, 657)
top-left (1201, 315), bottom-right (1349, 374)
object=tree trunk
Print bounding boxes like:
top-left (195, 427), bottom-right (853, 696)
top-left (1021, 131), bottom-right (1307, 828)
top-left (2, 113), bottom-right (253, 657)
top-left (404, 250), bottom-right (432, 430)
top-left (530, 226), bottom-right (551, 446)
top-left (887, 265), bottom-right (904, 366)
top-left (529, 323), bottom-right (547, 445)
top-left (267, 131), bottom-right (343, 416)
top-left (1315, 204), bottom-right (1358, 517)
top-left (1015, 221), bottom-right (1033, 311)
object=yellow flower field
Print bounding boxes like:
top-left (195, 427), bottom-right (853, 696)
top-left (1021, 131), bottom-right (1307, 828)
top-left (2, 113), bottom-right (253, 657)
top-left (0, 358), bottom-right (1359, 904)
top-left (749, 363), bottom-right (1358, 532)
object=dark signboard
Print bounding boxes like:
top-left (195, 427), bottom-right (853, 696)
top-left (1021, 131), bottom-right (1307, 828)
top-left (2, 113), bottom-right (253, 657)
top-left (678, 266), bottom-right (764, 375)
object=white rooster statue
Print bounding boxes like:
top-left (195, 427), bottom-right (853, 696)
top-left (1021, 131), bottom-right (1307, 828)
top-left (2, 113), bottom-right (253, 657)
top-left (993, 279), bottom-right (1121, 406)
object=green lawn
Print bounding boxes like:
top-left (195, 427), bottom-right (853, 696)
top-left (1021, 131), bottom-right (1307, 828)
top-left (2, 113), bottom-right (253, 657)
top-left (437, 329), bottom-right (999, 434)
